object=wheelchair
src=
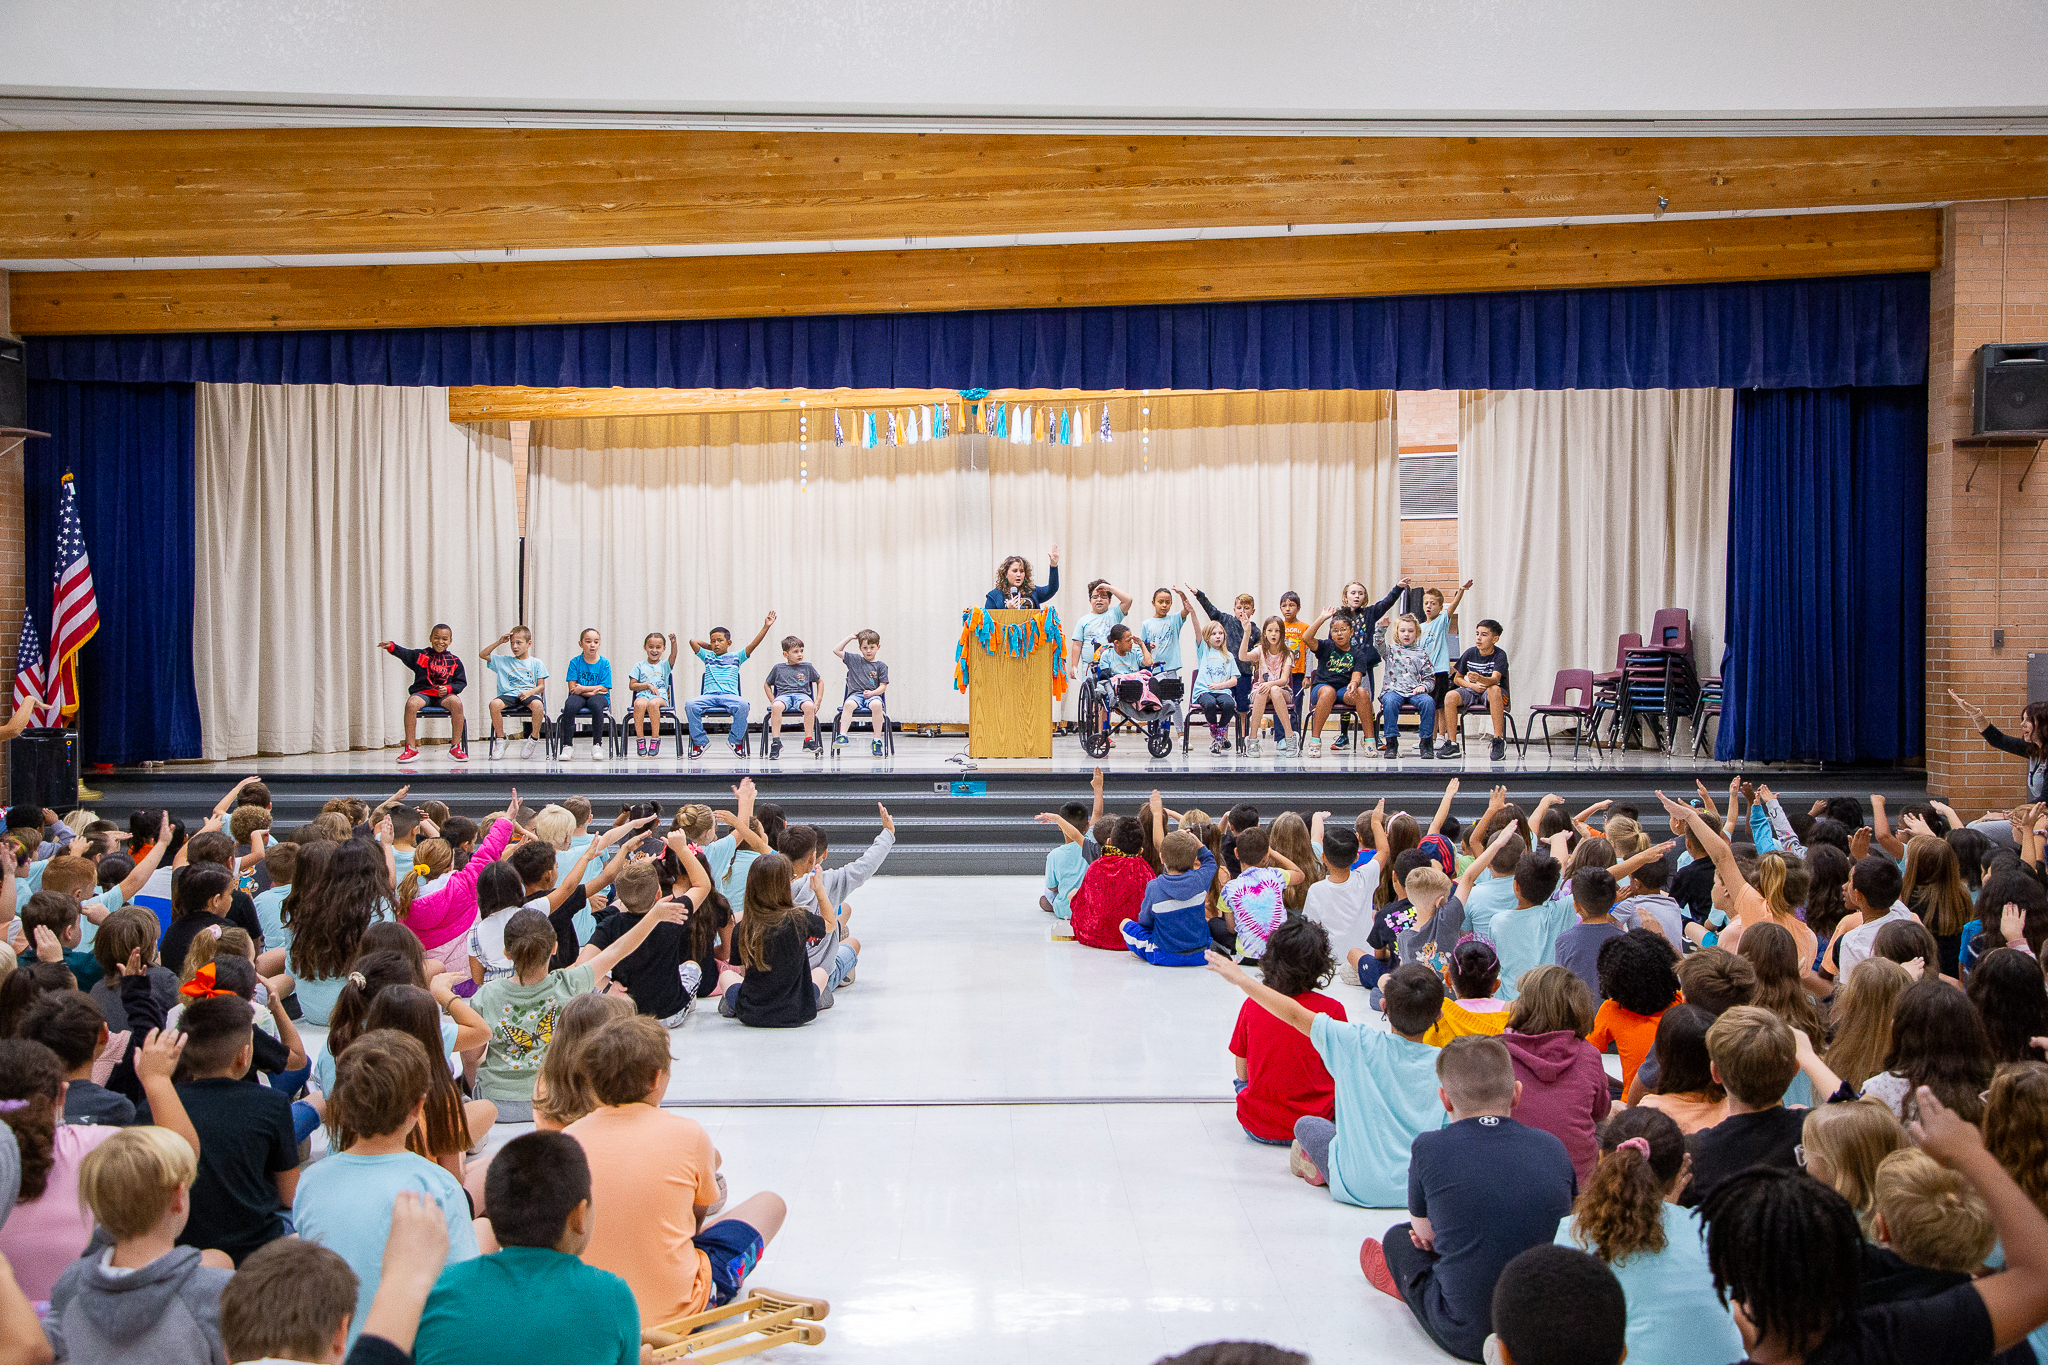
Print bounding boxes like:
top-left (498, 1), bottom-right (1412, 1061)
top-left (1077, 667), bottom-right (1183, 760)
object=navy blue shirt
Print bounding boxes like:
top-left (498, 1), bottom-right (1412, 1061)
top-left (1408, 1116), bottom-right (1577, 1358)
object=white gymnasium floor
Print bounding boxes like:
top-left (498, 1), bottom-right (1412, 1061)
top-left (413, 875), bottom-right (1450, 1364)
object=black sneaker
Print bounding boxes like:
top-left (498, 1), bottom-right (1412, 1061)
top-left (1419, 737), bottom-right (1435, 758)
top-left (1384, 736), bottom-right (1399, 758)
top-left (1435, 741), bottom-right (1462, 760)
top-left (770, 738), bottom-right (783, 759)
top-left (1490, 738), bottom-right (1507, 761)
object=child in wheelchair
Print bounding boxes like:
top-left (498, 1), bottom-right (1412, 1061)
top-left (1080, 624), bottom-right (1183, 758)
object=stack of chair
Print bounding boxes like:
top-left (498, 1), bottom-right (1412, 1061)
top-left (1613, 609), bottom-right (1698, 752)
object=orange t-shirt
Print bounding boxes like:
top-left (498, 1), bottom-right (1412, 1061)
top-left (1588, 998), bottom-right (1666, 1091)
top-left (1283, 619), bottom-right (1311, 674)
top-left (567, 1103), bottom-right (722, 1323)
top-left (1424, 999), bottom-right (1513, 1047)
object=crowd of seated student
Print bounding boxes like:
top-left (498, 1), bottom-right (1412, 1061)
top-left (0, 767), bottom-right (905, 1365)
top-left (1026, 768), bottom-right (2048, 1361)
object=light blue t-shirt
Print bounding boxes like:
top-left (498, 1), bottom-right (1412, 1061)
top-left (702, 834), bottom-right (757, 910)
top-left (293, 1150), bottom-right (480, 1345)
top-left (486, 653), bottom-right (548, 699)
top-left (554, 837), bottom-right (613, 944)
top-left (565, 655), bottom-right (612, 691)
top-left (1138, 611), bottom-right (1185, 671)
top-left (1461, 873), bottom-right (1521, 943)
top-left (1102, 642), bottom-right (1149, 676)
top-left (314, 1017), bottom-right (460, 1096)
top-left (1193, 640), bottom-right (1238, 694)
top-left (1044, 842), bottom-right (1088, 922)
top-left (1308, 1012), bottom-right (1448, 1208)
top-left (1419, 612), bottom-right (1455, 674)
top-left (628, 659), bottom-right (672, 697)
top-left (1556, 1204), bottom-right (1743, 1365)
top-left (696, 648), bottom-right (748, 696)
top-left (1075, 605), bottom-right (1124, 665)
top-left (252, 885), bottom-right (291, 948)
top-left (1490, 897), bottom-right (1577, 1001)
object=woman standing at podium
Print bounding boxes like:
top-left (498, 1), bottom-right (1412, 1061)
top-left (986, 545), bottom-right (1060, 609)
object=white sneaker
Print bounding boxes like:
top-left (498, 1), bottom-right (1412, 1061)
top-left (590, 743), bottom-right (603, 760)
top-left (520, 738), bottom-right (537, 759)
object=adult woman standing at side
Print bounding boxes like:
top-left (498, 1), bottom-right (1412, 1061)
top-left (1948, 690), bottom-right (2048, 846)
top-left (986, 546), bottom-right (1060, 609)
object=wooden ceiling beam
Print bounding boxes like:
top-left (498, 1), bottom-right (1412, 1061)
top-left (0, 127), bottom-right (2032, 259)
top-left (8, 208), bottom-right (1942, 335)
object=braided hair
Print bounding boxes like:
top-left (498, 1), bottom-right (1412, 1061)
top-left (1701, 1167), bottom-right (1863, 1354)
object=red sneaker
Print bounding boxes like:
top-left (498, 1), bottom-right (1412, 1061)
top-left (1359, 1237), bottom-right (1400, 1299)
top-left (448, 745), bottom-right (469, 762)
top-left (397, 746), bottom-right (420, 763)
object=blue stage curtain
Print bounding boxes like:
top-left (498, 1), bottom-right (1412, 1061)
top-left (22, 381), bottom-right (204, 766)
top-left (28, 272), bottom-right (1927, 393)
top-left (1718, 385), bottom-right (1926, 764)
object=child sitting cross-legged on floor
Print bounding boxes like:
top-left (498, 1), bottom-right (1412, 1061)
top-left (1210, 952), bottom-right (1448, 1206)
top-left (1219, 825), bottom-right (1304, 963)
top-left (1229, 917), bottom-right (1348, 1146)
top-left (1360, 1035), bottom-right (1578, 1363)
top-left (1067, 815), bottom-right (1157, 952)
top-left (1122, 791), bottom-right (1219, 967)
top-left (1424, 941), bottom-right (1513, 1045)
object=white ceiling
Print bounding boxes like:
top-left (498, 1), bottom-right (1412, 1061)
top-left (2, 0), bottom-right (2045, 128)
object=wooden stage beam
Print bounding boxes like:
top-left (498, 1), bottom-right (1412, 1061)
top-left (446, 386), bottom-right (1214, 422)
top-left (0, 128), bottom-right (2031, 260)
top-left (9, 209), bottom-right (1943, 335)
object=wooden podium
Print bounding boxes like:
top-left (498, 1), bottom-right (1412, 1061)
top-left (966, 609), bottom-right (1055, 759)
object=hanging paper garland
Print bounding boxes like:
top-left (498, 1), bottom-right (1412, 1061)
top-left (834, 411), bottom-right (846, 446)
top-left (1099, 406), bottom-right (1113, 443)
top-left (953, 607), bottom-right (1068, 698)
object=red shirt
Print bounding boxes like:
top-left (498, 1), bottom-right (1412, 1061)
top-left (1230, 991), bottom-right (1348, 1141)
top-left (1069, 853), bottom-right (1154, 951)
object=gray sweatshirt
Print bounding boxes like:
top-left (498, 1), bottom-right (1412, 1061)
top-left (791, 827), bottom-right (896, 970)
top-left (44, 1238), bottom-right (232, 1365)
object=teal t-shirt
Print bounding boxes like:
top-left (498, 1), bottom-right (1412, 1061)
top-left (1138, 611), bottom-right (1185, 671)
top-left (252, 885), bottom-right (290, 948)
top-left (1044, 842), bottom-right (1088, 921)
top-left (1309, 1013), bottom-right (1447, 1208)
top-left (565, 655), bottom-right (612, 691)
top-left (695, 648), bottom-right (748, 696)
top-left (415, 1246), bottom-right (640, 1365)
top-left (1489, 897), bottom-right (1577, 1002)
top-left (1460, 873), bottom-right (1520, 943)
top-left (1556, 1204), bottom-right (1744, 1365)
top-left (701, 834), bottom-right (757, 909)
top-left (487, 653), bottom-right (548, 698)
top-left (292, 1151), bottom-right (481, 1345)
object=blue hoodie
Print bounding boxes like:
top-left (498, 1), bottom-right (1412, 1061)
top-left (1135, 847), bottom-right (1218, 955)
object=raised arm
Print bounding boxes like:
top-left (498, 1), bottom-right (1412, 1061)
top-left (118, 811), bottom-right (174, 901)
top-left (1035, 812), bottom-right (1086, 845)
top-left (1428, 778), bottom-right (1461, 838)
top-left (1459, 824), bottom-right (1518, 901)
top-left (0, 687), bottom-right (44, 743)
top-left (1372, 578), bottom-right (1410, 615)
top-left (211, 775), bottom-right (261, 823)
top-left (134, 1030), bottom-right (201, 1160)
top-left (1656, 790), bottom-right (1743, 895)
top-left (1570, 799), bottom-right (1610, 840)
top-left (1090, 766), bottom-right (1105, 827)
top-left (806, 867), bottom-right (839, 934)
top-left (1612, 839), bottom-right (1678, 884)
top-left (1207, 950), bottom-right (1316, 1034)
top-left (585, 896), bottom-right (689, 979)
top-left (1149, 790), bottom-right (1167, 853)
top-left (1177, 586), bottom-right (1210, 635)
top-left (743, 612), bottom-right (777, 658)
top-left (1871, 794), bottom-right (1905, 860)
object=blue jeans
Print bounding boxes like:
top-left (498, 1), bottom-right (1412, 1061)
top-left (686, 694), bottom-right (750, 747)
top-left (1380, 690), bottom-right (1436, 741)
top-left (828, 941), bottom-right (858, 989)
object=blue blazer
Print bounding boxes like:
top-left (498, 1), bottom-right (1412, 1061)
top-left (983, 565), bottom-right (1059, 610)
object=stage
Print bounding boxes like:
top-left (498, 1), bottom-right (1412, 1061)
top-left (91, 732), bottom-right (1928, 875)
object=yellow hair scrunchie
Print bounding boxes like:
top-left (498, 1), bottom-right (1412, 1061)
top-left (413, 862), bottom-right (432, 875)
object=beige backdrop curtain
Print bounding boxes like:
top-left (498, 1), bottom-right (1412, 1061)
top-left (526, 391), bottom-right (1397, 725)
top-left (194, 385), bottom-right (520, 759)
top-left (1455, 388), bottom-right (1731, 733)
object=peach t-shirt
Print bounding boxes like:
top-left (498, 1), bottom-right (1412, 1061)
top-left (1638, 1090), bottom-right (1732, 1135)
top-left (1721, 884), bottom-right (1818, 966)
top-left (566, 1103), bottom-right (721, 1323)
top-left (0, 1124), bottom-right (118, 1300)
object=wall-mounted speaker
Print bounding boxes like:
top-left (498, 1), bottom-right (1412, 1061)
top-left (0, 336), bottom-right (24, 431)
top-left (1975, 342), bottom-right (2048, 434)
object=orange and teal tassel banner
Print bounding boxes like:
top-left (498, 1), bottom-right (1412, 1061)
top-left (954, 608), bottom-right (1067, 698)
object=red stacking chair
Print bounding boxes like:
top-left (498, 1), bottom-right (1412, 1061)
top-left (1527, 669), bottom-right (1600, 758)
top-left (1642, 608), bottom-right (1692, 657)
top-left (1588, 633), bottom-right (1639, 749)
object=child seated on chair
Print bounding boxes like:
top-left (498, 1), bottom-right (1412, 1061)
top-left (686, 614), bottom-right (776, 759)
top-left (412, 1131), bottom-right (644, 1365)
top-left (763, 635), bottom-right (823, 759)
top-left (565, 1016), bottom-right (787, 1328)
top-left (1438, 618), bottom-right (1512, 763)
top-left (481, 625), bottom-right (548, 758)
top-left (1122, 795), bottom-right (1217, 967)
top-left (1301, 608), bottom-right (1369, 756)
top-left (558, 628), bottom-right (612, 761)
top-left (831, 629), bottom-right (891, 753)
top-left (381, 625), bottom-right (468, 763)
top-left (1378, 614), bottom-right (1437, 759)
top-left (628, 631), bottom-right (678, 758)
top-left (1182, 588), bottom-right (1242, 755)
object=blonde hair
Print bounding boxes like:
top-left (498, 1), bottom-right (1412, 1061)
top-left (1403, 864), bottom-right (1454, 904)
top-left (530, 805), bottom-right (576, 851)
top-left (181, 925), bottom-right (256, 980)
top-left (1825, 957), bottom-right (1912, 1089)
top-left (675, 804), bottom-right (716, 843)
top-left (1267, 812), bottom-right (1322, 911)
top-left (1602, 815), bottom-right (1650, 861)
top-left (1800, 1100), bottom-right (1907, 1232)
top-left (78, 1126), bottom-right (197, 1240)
top-left (396, 838), bottom-right (454, 921)
top-left (1875, 1147), bottom-right (1994, 1273)
top-left (228, 806), bottom-right (272, 844)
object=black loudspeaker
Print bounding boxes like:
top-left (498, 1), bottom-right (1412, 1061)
top-left (0, 336), bottom-right (24, 431)
top-left (7, 727), bottom-right (77, 812)
top-left (1975, 343), bottom-right (2048, 434)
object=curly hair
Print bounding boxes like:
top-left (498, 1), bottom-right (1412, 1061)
top-left (1258, 917), bottom-right (1334, 997)
top-left (1567, 1107), bottom-right (1685, 1264)
top-left (1883, 979), bottom-right (1996, 1124)
top-left (0, 1038), bottom-right (65, 1200)
top-left (1984, 1061), bottom-right (2048, 1215)
top-left (1969, 948), bottom-right (2048, 1066)
top-left (993, 555), bottom-right (1036, 600)
top-left (1737, 921), bottom-right (1825, 1041)
top-left (288, 840), bottom-right (387, 982)
top-left (1595, 929), bottom-right (1680, 1017)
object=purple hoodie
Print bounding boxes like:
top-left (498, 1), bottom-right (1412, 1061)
top-left (1502, 1028), bottom-right (1612, 1184)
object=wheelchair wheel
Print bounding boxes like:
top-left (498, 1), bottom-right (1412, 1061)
top-left (1146, 728), bottom-right (1173, 759)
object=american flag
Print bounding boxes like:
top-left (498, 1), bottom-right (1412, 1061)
top-left (12, 611), bottom-right (53, 727)
top-left (48, 473), bottom-right (99, 722)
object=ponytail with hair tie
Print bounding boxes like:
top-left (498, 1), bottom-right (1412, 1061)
top-left (348, 971), bottom-right (366, 988)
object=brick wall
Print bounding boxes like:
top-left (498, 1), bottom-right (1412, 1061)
top-left (1, 270), bottom-right (18, 800)
top-left (1396, 389), bottom-right (1463, 590)
top-left (1926, 200), bottom-right (2048, 814)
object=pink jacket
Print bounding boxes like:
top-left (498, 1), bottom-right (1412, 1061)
top-left (404, 818), bottom-right (516, 951)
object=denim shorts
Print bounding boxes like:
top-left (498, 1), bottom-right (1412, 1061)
top-left (694, 1218), bottom-right (766, 1306)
